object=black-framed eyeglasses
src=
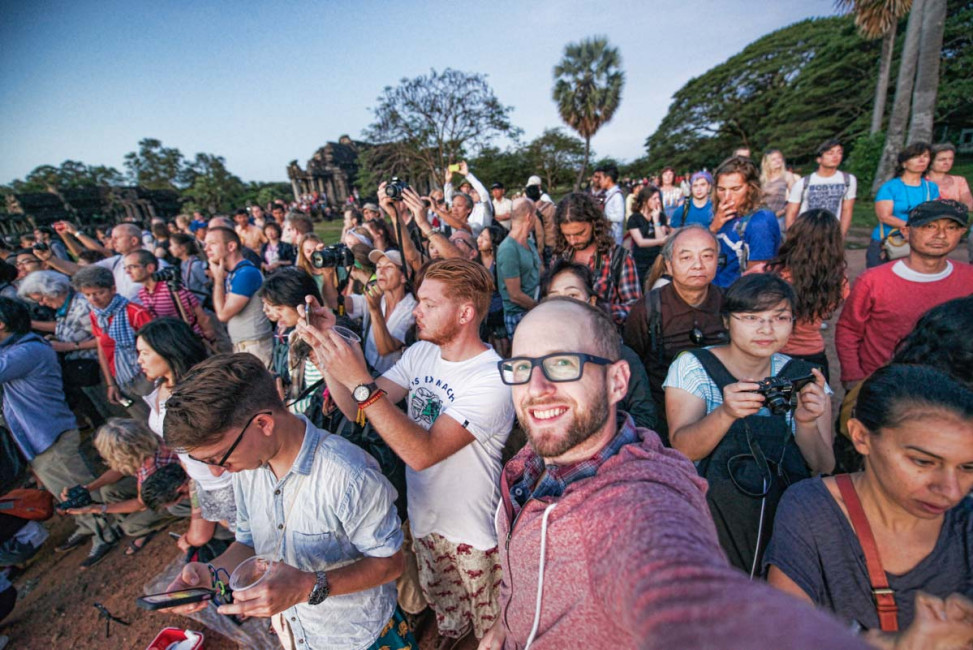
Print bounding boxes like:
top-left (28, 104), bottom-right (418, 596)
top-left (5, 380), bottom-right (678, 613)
top-left (498, 353), bottom-right (613, 386)
top-left (188, 410), bottom-right (272, 467)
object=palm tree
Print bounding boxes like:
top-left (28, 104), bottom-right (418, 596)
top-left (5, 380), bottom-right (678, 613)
top-left (553, 37), bottom-right (625, 190)
top-left (835, 0), bottom-right (913, 134)
top-left (907, 0), bottom-right (947, 143)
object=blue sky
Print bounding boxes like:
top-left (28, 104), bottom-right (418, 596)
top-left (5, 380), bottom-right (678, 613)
top-left (1, 0), bottom-right (839, 185)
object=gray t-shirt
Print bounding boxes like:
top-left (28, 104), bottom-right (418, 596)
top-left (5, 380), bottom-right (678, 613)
top-left (764, 477), bottom-right (973, 630)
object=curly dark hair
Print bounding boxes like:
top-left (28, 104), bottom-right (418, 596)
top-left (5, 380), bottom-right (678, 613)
top-left (765, 209), bottom-right (847, 321)
top-left (553, 192), bottom-right (616, 258)
top-left (713, 156), bottom-right (762, 216)
top-left (892, 296), bottom-right (973, 388)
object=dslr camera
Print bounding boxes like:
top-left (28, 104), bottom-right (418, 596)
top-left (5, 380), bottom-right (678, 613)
top-left (753, 374), bottom-right (815, 415)
top-left (311, 244), bottom-right (355, 269)
top-left (384, 177), bottom-right (409, 200)
top-left (151, 266), bottom-right (182, 288)
top-left (57, 485), bottom-right (95, 512)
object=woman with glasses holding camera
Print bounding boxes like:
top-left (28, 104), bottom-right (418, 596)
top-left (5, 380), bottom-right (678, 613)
top-left (764, 364), bottom-right (973, 646)
top-left (663, 273), bottom-right (833, 575)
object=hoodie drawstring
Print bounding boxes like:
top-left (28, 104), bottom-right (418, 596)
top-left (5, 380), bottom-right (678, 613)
top-left (524, 503), bottom-right (556, 650)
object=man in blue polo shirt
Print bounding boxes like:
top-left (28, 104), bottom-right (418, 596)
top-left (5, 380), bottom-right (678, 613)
top-left (204, 227), bottom-right (273, 367)
top-left (0, 297), bottom-right (118, 568)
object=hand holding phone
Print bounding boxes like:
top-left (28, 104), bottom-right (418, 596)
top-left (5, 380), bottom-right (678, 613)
top-left (137, 587), bottom-right (216, 611)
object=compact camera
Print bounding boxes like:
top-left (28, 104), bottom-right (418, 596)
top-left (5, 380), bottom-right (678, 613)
top-left (57, 485), bottom-right (95, 511)
top-left (311, 244), bottom-right (355, 268)
top-left (384, 177), bottom-right (409, 200)
top-left (753, 374), bottom-right (815, 415)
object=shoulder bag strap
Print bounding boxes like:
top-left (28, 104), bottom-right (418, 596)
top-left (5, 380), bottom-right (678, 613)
top-left (686, 348), bottom-right (736, 392)
top-left (647, 288), bottom-right (664, 365)
top-left (834, 474), bottom-right (899, 633)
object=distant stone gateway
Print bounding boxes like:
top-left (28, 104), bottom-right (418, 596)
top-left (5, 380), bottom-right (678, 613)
top-left (287, 135), bottom-right (365, 207)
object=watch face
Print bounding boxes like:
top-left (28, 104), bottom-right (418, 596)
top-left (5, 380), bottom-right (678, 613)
top-left (353, 384), bottom-right (371, 402)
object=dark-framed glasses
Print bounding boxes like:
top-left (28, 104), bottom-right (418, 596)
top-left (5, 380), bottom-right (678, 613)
top-left (498, 353), bottom-right (613, 386)
top-left (188, 410), bottom-right (272, 467)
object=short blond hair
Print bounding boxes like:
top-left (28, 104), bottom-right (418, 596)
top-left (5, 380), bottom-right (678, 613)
top-left (421, 258), bottom-right (494, 323)
top-left (94, 418), bottom-right (159, 476)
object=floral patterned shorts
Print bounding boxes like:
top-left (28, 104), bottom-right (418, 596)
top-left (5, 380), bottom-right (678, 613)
top-left (413, 532), bottom-right (502, 639)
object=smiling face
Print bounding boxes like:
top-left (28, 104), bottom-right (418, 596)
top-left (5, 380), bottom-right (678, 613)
top-left (412, 278), bottom-right (461, 346)
top-left (851, 411), bottom-right (973, 519)
top-left (511, 303), bottom-right (624, 460)
top-left (726, 299), bottom-right (794, 358)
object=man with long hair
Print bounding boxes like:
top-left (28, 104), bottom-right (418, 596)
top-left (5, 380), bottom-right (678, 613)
top-left (553, 192), bottom-right (641, 325)
top-left (709, 156), bottom-right (782, 288)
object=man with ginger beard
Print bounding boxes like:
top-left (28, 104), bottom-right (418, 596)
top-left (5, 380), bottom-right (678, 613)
top-left (298, 258), bottom-right (514, 648)
top-left (479, 298), bottom-right (870, 650)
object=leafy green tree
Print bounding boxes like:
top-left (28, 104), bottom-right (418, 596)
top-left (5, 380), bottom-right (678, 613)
top-left (526, 128), bottom-right (587, 193)
top-left (124, 138), bottom-right (186, 190)
top-left (361, 68), bottom-right (520, 186)
top-left (553, 37), bottom-right (624, 189)
top-left (835, 0), bottom-right (913, 134)
top-left (470, 146), bottom-right (534, 193)
top-left (9, 161), bottom-right (124, 192)
top-left (181, 153), bottom-right (246, 214)
top-left (644, 16), bottom-right (882, 172)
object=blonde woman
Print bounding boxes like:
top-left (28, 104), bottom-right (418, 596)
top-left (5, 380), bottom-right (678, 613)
top-left (760, 149), bottom-right (799, 231)
top-left (62, 418), bottom-right (185, 556)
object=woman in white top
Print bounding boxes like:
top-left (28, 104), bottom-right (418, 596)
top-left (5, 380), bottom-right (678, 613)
top-left (136, 318), bottom-right (235, 552)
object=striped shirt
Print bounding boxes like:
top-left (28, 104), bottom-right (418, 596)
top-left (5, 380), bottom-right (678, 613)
top-left (137, 281), bottom-right (203, 336)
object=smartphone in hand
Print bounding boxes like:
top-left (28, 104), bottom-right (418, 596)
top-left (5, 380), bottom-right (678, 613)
top-left (137, 588), bottom-right (216, 611)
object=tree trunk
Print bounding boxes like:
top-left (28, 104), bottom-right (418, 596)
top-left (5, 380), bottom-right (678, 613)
top-left (873, 0), bottom-right (927, 194)
top-left (575, 137), bottom-right (590, 192)
top-left (907, 0), bottom-right (947, 143)
top-left (870, 25), bottom-right (897, 135)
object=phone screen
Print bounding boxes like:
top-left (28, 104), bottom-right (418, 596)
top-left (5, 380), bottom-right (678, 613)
top-left (142, 588), bottom-right (213, 604)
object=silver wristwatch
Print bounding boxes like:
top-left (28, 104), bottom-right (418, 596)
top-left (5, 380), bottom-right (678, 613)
top-left (308, 570), bottom-right (329, 606)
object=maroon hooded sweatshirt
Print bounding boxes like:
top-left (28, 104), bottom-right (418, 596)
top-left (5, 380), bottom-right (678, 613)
top-left (496, 424), bottom-right (867, 649)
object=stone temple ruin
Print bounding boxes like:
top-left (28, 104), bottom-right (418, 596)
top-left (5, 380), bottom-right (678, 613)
top-left (1, 187), bottom-right (182, 238)
top-left (287, 135), bottom-right (365, 206)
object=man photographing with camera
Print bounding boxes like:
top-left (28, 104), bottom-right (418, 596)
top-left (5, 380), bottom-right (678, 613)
top-left (123, 250), bottom-right (216, 342)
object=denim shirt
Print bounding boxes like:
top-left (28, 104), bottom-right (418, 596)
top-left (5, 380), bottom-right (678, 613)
top-left (0, 333), bottom-right (77, 461)
top-left (233, 416), bottom-right (403, 649)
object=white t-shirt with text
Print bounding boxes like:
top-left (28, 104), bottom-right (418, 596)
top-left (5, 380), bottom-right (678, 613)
top-left (787, 171), bottom-right (857, 217)
top-left (382, 341), bottom-right (514, 549)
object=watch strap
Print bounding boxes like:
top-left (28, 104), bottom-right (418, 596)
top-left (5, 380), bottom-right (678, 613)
top-left (308, 570), bottom-right (329, 606)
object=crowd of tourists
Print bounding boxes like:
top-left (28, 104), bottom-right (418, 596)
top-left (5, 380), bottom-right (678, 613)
top-left (0, 138), bottom-right (971, 650)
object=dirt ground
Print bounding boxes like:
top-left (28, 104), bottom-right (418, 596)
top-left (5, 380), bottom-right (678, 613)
top-left (2, 244), bottom-right (967, 649)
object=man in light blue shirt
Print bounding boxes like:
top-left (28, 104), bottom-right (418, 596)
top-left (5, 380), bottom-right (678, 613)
top-left (0, 297), bottom-right (118, 568)
top-left (163, 353), bottom-right (411, 650)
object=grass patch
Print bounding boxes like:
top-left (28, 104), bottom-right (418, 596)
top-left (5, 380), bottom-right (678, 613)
top-left (313, 219), bottom-right (346, 245)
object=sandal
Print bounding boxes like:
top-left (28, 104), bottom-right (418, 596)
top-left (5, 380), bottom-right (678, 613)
top-left (124, 531), bottom-right (157, 556)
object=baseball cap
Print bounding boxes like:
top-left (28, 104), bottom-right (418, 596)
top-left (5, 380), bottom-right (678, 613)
top-left (490, 182), bottom-right (504, 190)
top-left (362, 203), bottom-right (380, 212)
top-left (907, 200), bottom-right (969, 228)
top-left (368, 248), bottom-right (404, 267)
top-left (526, 175), bottom-right (542, 187)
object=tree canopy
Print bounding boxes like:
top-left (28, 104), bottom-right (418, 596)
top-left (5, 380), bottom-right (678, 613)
top-left (361, 68), bottom-right (520, 188)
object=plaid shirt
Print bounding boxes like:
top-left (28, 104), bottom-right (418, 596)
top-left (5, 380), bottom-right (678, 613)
top-left (569, 246), bottom-right (642, 325)
top-left (509, 413), bottom-right (640, 518)
top-left (136, 447), bottom-right (180, 489)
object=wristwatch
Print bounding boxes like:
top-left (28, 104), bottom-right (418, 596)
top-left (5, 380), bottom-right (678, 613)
top-left (353, 382), bottom-right (379, 403)
top-left (308, 570), bottom-right (329, 606)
